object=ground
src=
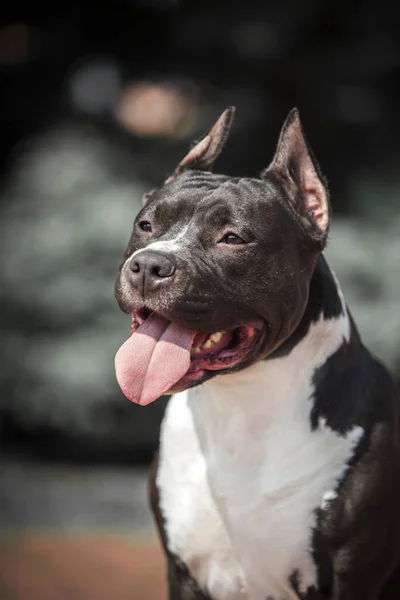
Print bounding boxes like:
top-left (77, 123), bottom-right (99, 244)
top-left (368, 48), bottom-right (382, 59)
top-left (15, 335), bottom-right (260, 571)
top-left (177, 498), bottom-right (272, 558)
top-left (0, 454), bottom-right (166, 599)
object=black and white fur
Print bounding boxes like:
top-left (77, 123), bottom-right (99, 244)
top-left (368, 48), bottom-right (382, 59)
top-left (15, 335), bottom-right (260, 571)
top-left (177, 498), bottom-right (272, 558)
top-left (153, 259), bottom-right (400, 600)
top-left (115, 108), bottom-right (400, 600)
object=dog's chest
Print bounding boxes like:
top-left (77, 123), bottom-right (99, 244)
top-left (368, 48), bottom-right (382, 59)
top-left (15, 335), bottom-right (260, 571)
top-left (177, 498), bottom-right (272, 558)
top-left (158, 382), bottom-right (362, 600)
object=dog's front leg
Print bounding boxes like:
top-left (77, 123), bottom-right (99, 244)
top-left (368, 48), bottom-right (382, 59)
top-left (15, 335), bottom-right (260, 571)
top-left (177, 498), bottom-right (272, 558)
top-left (149, 453), bottom-right (212, 600)
top-left (331, 573), bottom-right (381, 600)
top-left (329, 550), bottom-right (400, 600)
top-left (166, 555), bottom-right (212, 600)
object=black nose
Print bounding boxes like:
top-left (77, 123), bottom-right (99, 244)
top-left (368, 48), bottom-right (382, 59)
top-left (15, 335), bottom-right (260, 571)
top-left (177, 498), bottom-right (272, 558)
top-left (129, 250), bottom-right (176, 292)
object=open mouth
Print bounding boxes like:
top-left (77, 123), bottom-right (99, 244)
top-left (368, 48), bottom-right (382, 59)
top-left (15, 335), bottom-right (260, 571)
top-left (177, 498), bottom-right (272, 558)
top-left (115, 307), bottom-right (264, 405)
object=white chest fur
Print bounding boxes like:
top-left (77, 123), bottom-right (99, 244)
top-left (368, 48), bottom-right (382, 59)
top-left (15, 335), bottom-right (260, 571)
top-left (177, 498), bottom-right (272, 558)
top-left (157, 309), bottom-right (363, 600)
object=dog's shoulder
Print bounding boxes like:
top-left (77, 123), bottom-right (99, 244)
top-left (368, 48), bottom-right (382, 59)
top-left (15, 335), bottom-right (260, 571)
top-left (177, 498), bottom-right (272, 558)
top-left (314, 324), bottom-right (400, 595)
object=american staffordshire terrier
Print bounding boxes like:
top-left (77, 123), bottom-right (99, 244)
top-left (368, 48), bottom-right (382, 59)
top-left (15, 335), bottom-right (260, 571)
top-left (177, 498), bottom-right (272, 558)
top-left (115, 108), bottom-right (400, 600)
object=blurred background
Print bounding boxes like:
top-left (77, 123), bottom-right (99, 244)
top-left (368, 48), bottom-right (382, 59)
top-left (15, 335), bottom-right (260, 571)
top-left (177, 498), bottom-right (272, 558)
top-left (0, 1), bottom-right (399, 598)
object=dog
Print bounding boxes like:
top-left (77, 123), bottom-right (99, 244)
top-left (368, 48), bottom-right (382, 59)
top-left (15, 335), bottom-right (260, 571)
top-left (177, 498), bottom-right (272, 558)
top-left (115, 107), bottom-right (400, 600)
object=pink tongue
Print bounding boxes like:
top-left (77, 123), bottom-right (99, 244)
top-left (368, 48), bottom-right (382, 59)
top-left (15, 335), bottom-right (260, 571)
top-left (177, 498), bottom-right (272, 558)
top-left (115, 312), bottom-right (196, 405)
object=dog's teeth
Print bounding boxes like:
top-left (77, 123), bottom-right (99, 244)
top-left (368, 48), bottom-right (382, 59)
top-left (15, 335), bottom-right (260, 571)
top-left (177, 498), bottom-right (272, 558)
top-left (203, 339), bottom-right (214, 349)
top-left (202, 331), bottom-right (225, 349)
top-left (209, 331), bottom-right (224, 344)
top-left (193, 331), bottom-right (226, 353)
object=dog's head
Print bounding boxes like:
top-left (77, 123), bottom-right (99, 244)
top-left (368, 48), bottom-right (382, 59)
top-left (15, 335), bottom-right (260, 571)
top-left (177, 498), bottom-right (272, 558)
top-left (115, 107), bottom-right (330, 404)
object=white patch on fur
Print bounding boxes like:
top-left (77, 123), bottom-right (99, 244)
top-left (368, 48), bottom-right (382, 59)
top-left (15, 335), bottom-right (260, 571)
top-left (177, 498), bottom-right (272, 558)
top-left (157, 271), bottom-right (363, 600)
top-left (321, 490), bottom-right (338, 510)
top-left (158, 390), bottom-right (248, 600)
top-left (130, 225), bottom-right (191, 260)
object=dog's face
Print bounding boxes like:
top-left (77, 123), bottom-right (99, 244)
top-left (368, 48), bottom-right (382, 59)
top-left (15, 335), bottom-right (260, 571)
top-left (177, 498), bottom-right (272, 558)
top-left (115, 108), bottom-right (330, 405)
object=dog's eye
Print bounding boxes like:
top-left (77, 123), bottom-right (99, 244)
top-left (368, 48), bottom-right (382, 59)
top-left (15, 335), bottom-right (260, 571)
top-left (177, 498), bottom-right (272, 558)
top-left (138, 221), bottom-right (152, 232)
top-left (219, 232), bottom-right (246, 245)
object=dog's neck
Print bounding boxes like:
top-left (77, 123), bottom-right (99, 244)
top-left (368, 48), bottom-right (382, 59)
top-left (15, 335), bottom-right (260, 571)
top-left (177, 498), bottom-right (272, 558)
top-left (189, 255), bottom-right (354, 453)
top-left (270, 254), bottom-right (350, 360)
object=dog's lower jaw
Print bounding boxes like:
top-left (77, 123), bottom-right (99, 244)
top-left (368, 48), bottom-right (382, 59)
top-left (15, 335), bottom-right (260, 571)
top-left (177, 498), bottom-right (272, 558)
top-left (167, 381), bottom-right (192, 395)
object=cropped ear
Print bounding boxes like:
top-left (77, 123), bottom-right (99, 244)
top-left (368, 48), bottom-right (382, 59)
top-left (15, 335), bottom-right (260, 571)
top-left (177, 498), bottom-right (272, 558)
top-left (263, 108), bottom-right (330, 244)
top-left (166, 106), bottom-right (235, 183)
